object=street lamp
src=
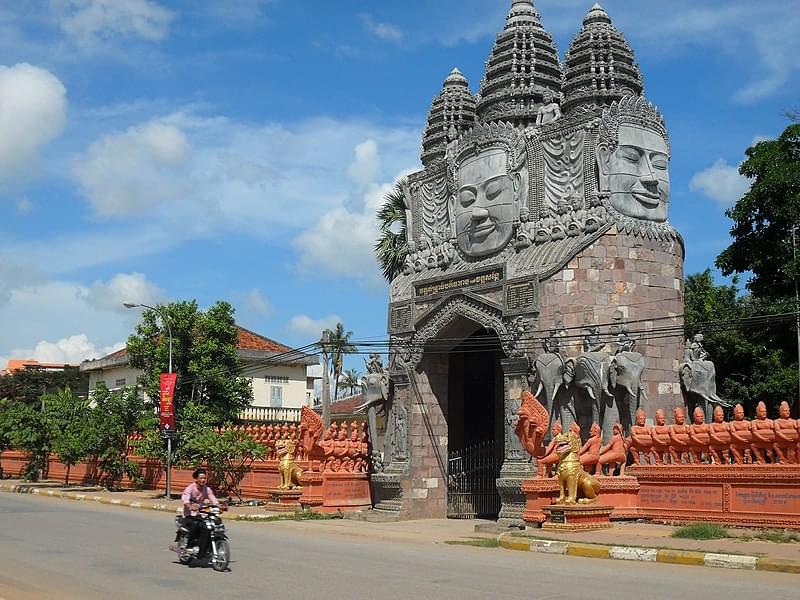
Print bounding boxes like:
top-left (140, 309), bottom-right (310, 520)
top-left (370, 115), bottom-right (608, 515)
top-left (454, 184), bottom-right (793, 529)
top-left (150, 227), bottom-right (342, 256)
top-left (123, 302), bottom-right (172, 374)
top-left (123, 302), bottom-right (174, 498)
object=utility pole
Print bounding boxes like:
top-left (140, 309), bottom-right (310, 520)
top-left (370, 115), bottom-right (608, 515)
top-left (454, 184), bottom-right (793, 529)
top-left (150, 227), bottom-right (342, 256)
top-left (793, 226), bottom-right (800, 414)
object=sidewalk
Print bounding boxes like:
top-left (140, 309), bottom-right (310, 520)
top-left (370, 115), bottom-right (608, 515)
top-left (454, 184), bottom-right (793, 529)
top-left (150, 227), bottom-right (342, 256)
top-left (2, 479), bottom-right (799, 573)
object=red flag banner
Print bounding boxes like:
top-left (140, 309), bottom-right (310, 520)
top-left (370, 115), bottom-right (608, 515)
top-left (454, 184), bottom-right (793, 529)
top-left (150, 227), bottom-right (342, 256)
top-left (159, 373), bottom-right (177, 432)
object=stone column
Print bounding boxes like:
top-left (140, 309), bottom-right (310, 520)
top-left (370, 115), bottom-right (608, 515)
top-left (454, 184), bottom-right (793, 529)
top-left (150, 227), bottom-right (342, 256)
top-left (497, 357), bottom-right (533, 528)
top-left (371, 369), bottom-right (410, 515)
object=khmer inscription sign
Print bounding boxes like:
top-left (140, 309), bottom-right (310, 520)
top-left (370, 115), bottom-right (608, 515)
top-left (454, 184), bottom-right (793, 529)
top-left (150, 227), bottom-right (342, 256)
top-left (506, 277), bottom-right (539, 314)
top-left (638, 485), bottom-right (722, 511)
top-left (389, 303), bottom-right (413, 333)
top-left (414, 268), bottom-right (504, 298)
top-left (730, 486), bottom-right (800, 515)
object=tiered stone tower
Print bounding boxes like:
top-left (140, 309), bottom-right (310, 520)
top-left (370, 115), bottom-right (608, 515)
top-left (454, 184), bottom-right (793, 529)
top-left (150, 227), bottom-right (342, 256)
top-left (375, 0), bottom-right (684, 525)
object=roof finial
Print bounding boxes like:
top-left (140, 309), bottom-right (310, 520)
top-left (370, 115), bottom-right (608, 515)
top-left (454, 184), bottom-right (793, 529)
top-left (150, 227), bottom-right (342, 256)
top-left (505, 0), bottom-right (542, 29)
top-left (584, 2), bottom-right (612, 27)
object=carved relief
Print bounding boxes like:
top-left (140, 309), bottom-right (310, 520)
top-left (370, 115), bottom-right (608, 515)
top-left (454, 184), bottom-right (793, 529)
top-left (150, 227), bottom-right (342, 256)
top-left (542, 130), bottom-right (584, 216)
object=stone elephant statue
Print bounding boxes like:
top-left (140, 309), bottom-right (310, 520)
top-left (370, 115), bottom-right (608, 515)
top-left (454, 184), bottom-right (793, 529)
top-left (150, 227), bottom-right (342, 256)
top-left (679, 360), bottom-right (727, 423)
top-left (610, 351), bottom-right (647, 436)
top-left (530, 352), bottom-right (575, 434)
top-left (572, 351), bottom-right (613, 440)
top-left (356, 371), bottom-right (390, 470)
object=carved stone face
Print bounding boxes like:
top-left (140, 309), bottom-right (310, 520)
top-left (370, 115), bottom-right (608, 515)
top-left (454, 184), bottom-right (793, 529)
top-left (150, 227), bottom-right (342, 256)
top-left (551, 420), bottom-right (563, 437)
top-left (451, 148), bottom-right (522, 257)
top-left (713, 406), bottom-right (724, 423)
top-left (693, 407), bottom-right (704, 425)
top-left (655, 409), bottom-right (665, 426)
top-left (733, 404), bottom-right (745, 421)
top-left (598, 124), bottom-right (670, 222)
top-left (635, 409), bottom-right (646, 427)
top-left (673, 407), bottom-right (685, 425)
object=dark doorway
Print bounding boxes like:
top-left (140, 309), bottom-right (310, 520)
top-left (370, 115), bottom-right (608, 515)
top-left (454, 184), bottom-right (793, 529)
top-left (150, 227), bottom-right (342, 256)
top-left (446, 328), bottom-right (503, 519)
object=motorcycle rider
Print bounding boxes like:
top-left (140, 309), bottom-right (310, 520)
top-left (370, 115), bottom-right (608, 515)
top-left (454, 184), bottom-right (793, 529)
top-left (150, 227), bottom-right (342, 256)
top-left (181, 468), bottom-right (219, 557)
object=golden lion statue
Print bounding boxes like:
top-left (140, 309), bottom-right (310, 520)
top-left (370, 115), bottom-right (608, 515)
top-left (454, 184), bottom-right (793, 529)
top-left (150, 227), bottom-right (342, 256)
top-left (275, 439), bottom-right (303, 490)
top-left (554, 430), bottom-right (600, 505)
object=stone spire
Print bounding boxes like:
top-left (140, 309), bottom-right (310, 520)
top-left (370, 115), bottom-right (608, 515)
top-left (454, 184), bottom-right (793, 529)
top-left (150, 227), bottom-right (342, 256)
top-left (562, 3), bottom-right (643, 115)
top-left (476, 0), bottom-right (562, 127)
top-left (420, 68), bottom-right (477, 167)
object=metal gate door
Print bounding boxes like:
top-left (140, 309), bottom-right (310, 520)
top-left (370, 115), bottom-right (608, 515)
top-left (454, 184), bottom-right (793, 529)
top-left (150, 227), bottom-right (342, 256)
top-left (447, 439), bottom-right (501, 519)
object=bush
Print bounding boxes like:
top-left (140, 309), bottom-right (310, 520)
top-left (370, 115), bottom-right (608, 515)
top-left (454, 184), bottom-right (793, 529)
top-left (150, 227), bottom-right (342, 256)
top-left (672, 523), bottom-right (730, 540)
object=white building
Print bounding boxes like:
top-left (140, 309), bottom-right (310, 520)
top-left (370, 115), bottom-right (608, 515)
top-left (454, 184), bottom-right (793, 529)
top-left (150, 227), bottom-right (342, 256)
top-left (80, 325), bottom-right (319, 421)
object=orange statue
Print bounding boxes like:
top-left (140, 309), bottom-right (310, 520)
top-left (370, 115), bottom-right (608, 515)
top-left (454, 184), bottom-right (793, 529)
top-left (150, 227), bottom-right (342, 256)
top-left (628, 408), bottom-right (654, 465)
top-left (650, 408), bottom-right (671, 464)
top-left (319, 429), bottom-right (336, 472)
top-left (300, 405), bottom-right (325, 459)
top-left (750, 401), bottom-right (775, 464)
top-left (515, 390), bottom-right (550, 459)
top-left (668, 407), bottom-right (690, 464)
top-left (578, 422), bottom-right (602, 474)
top-left (598, 422), bottom-right (628, 476)
top-left (708, 406), bottom-right (732, 464)
top-left (772, 401), bottom-right (797, 464)
top-left (729, 403), bottom-right (753, 464)
top-left (346, 422), bottom-right (362, 472)
top-left (333, 426), bottom-right (349, 471)
top-left (537, 421), bottom-right (563, 478)
top-left (687, 406), bottom-right (711, 464)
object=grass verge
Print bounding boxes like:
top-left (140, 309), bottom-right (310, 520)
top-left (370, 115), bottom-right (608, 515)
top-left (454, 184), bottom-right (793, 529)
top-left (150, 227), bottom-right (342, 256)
top-left (671, 523), bottom-right (729, 540)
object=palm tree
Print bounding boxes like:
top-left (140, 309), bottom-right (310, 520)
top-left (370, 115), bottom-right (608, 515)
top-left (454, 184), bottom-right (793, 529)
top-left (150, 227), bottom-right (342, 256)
top-left (375, 178), bottom-right (409, 281)
top-left (320, 323), bottom-right (357, 426)
top-left (338, 368), bottom-right (361, 397)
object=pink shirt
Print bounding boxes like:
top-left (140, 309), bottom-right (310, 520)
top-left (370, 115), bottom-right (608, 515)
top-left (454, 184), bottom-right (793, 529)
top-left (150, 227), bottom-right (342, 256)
top-left (181, 482), bottom-right (218, 517)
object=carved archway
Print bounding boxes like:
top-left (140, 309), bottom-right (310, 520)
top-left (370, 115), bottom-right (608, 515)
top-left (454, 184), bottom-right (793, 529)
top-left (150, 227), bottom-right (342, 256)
top-left (398, 293), bottom-right (520, 369)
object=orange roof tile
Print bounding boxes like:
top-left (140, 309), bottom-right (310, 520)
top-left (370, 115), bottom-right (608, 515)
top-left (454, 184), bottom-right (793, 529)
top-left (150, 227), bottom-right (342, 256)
top-left (236, 325), bottom-right (290, 353)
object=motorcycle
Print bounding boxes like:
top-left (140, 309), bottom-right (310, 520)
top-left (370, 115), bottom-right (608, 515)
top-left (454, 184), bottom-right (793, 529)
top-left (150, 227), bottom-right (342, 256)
top-left (171, 505), bottom-right (230, 572)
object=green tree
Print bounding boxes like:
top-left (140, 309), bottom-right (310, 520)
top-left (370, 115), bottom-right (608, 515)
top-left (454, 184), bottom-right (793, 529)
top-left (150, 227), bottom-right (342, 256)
top-left (0, 367), bottom-right (88, 407)
top-left (45, 388), bottom-right (92, 485)
top-left (2, 401), bottom-right (51, 481)
top-left (88, 385), bottom-right (153, 489)
top-left (375, 178), bottom-right (409, 281)
top-left (321, 323), bottom-right (357, 409)
top-left (338, 368), bottom-right (361, 397)
top-left (126, 300), bottom-right (253, 425)
top-left (716, 123), bottom-right (800, 303)
top-left (684, 270), bottom-right (796, 415)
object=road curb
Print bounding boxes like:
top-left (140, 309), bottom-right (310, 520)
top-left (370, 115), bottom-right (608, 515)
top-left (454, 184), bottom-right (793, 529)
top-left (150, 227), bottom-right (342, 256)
top-left (0, 482), bottom-right (293, 521)
top-left (497, 532), bottom-right (800, 574)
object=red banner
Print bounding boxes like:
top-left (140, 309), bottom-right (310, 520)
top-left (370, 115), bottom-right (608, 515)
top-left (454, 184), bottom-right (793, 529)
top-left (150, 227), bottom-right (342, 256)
top-left (159, 373), bottom-right (177, 431)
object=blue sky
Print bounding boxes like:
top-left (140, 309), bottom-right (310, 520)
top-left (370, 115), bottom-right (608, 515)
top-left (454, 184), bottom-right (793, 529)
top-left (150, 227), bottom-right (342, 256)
top-left (1, 0), bottom-right (799, 371)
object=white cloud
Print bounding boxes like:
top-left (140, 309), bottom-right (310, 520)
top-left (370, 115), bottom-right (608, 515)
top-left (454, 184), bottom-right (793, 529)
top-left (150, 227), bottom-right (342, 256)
top-left (751, 134), bottom-right (771, 146)
top-left (347, 139), bottom-right (381, 190)
top-left (74, 120), bottom-right (190, 216)
top-left (689, 159), bottom-right (752, 207)
top-left (0, 63), bottom-right (67, 183)
top-left (0, 279), bottom-right (140, 362)
top-left (288, 314), bottom-right (343, 338)
top-left (52, 0), bottom-right (173, 47)
top-left (7, 334), bottom-right (123, 364)
top-left (15, 197), bottom-right (33, 213)
top-left (360, 14), bottom-right (404, 43)
top-left (84, 272), bottom-right (164, 312)
top-left (238, 288), bottom-right (273, 323)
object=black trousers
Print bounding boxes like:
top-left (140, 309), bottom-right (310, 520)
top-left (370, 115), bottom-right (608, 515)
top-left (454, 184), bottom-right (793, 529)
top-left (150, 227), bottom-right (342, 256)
top-left (185, 516), bottom-right (210, 555)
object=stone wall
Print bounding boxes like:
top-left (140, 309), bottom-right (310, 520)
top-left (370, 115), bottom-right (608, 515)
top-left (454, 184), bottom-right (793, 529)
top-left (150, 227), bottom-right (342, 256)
top-left (401, 353), bottom-right (449, 519)
top-left (537, 226), bottom-right (685, 419)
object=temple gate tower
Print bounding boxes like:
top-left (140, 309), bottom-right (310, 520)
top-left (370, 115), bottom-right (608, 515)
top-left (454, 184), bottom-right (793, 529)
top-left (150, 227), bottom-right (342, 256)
top-left (372, 1), bottom-right (684, 526)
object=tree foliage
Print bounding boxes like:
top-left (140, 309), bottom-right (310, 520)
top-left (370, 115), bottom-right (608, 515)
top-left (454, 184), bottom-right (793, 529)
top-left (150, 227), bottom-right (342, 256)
top-left (685, 269), bottom-right (797, 415)
top-left (0, 367), bottom-right (88, 407)
top-left (321, 323), bottom-right (356, 409)
top-left (716, 123), bottom-right (800, 303)
top-left (44, 388), bottom-right (93, 484)
top-left (375, 178), bottom-right (409, 281)
top-left (126, 300), bottom-right (252, 425)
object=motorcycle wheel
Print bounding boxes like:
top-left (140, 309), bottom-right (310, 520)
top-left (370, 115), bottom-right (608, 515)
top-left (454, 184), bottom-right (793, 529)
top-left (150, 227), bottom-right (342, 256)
top-left (177, 536), bottom-right (192, 565)
top-left (211, 540), bottom-right (230, 572)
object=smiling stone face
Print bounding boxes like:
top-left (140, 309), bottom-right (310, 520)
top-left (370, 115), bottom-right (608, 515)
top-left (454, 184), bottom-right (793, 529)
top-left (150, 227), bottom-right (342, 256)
top-left (451, 148), bottom-right (521, 257)
top-left (599, 124), bottom-right (670, 222)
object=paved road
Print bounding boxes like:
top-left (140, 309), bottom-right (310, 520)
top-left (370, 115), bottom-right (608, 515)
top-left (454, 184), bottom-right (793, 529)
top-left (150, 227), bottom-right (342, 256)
top-left (0, 494), bottom-right (798, 600)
